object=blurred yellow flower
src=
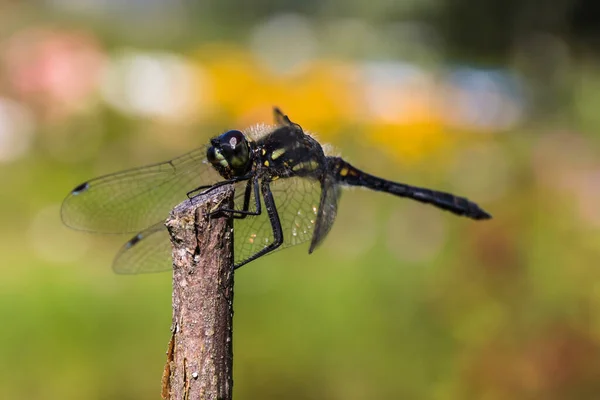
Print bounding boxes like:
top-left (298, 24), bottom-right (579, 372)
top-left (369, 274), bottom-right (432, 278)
top-left (190, 43), bottom-right (359, 137)
top-left (189, 42), bottom-right (497, 165)
top-left (366, 120), bottom-right (452, 164)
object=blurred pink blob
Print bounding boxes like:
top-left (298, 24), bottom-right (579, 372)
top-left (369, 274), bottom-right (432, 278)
top-left (2, 27), bottom-right (107, 120)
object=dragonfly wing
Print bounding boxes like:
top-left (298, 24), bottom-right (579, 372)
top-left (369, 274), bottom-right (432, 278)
top-left (113, 180), bottom-right (251, 274)
top-left (309, 173), bottom-right (342, 253)
top-left (232, 176), bottom-right (326, 265)
top-left (61, 144), bottom-right (223, 234)
top-left (112, 222), bottom-right (172, 274)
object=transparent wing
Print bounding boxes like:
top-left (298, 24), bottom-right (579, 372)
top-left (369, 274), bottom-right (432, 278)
top-left (61, 144), bottom-right (223, 234)
top-left (309, 173), bottom-right (342, 253)
top-left (113, 180), bottom-right (250, 274)
top-left (109, 176), bottom-right (341, 274)
top-left (233, 176), bottom-right (336, 266)
top-left (112, 222), bottom-right (172, 274)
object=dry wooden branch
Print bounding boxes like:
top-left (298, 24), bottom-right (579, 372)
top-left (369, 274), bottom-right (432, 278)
top-left (161, 185), bottom-right (235, 400)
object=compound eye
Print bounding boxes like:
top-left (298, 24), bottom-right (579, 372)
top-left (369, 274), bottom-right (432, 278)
top-left (222, 130), bottom-right (246, 151)
top-left (218, 130), bottom-right (250, 170)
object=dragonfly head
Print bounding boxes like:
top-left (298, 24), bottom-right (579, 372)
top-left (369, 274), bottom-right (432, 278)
top-left (207, 130), bottom-right (252, 178)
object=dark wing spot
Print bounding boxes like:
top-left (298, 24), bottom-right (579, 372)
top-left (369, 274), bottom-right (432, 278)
top-left (125, 233), bottom-right (143, 248)
top-left (71, 182), bottom-right (90, 195)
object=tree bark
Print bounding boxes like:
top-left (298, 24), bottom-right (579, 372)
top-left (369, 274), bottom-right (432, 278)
top-left (161, 185), bottom-right (235, 400)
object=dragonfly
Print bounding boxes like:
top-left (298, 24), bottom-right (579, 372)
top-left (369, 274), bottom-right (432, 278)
top-left (61, 108), bottom-right (491, 273)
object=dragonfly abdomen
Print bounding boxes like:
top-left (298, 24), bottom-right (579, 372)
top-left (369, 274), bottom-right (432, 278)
top-left (328, 157), bottom-right (491, 220)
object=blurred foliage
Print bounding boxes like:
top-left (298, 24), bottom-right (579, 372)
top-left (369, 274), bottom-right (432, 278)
top-left (2, 0), bottom-right (600, 399)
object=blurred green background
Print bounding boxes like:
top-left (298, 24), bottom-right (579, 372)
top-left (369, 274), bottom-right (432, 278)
top-left (2, 0), bottom-right (600, 399)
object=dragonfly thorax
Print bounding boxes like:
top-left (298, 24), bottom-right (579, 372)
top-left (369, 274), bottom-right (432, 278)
top-left (207, 130), bottom-right (253, 179)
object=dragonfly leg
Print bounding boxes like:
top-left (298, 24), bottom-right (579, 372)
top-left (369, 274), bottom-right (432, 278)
top-left (186, 184), bottom-right (214, 199)
top-left (186, 175), bottom-right (252, 200)
top-left (210, 177), bottom-right (262, 218)
top-left (231, 180), bottom-right (253, 219)
top-left (233, 178), bottom-right (283, 269)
